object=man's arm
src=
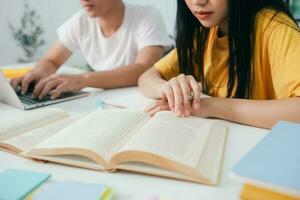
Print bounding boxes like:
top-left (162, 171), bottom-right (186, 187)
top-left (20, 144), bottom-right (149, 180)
top-left (82, 46), bottom-right (164, 89)
top-left (32, 46), bottom-right (165, 99)
top-left (34, 41), bottom-right (72, 73)
top-left (196, 97), bottom-right (300, 129)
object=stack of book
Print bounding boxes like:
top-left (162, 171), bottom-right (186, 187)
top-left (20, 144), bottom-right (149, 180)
top-left (230, 121), bottom-right (300, 200)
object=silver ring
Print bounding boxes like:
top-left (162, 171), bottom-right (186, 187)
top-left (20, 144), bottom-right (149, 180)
top-left (188, 92), bottom-right (194, 100)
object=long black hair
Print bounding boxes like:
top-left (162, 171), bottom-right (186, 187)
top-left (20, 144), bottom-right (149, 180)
top-left (176, 0), bottom-right (299, 98)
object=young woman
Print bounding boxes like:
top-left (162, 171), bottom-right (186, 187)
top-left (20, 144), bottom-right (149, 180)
top-left (139, 0), bottom-right (300, 129)
top-left (11, 0), bottom-right (171, 99)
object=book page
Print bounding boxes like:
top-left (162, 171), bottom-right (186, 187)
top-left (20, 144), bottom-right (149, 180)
top-left (0, 108), bottom-right (69, 142)
top-left (26, 154), bottom-right (105, 171)
top-left (0, 117), bottom-right (77, 153)
top-left (29, 109), bottom-right (150, 161)
top-left (117, 111), bottom-right (214, 169)
top-left (117, 162), bottom-right (210, 184)
top-left (194, 123), bottom-right (227, 185)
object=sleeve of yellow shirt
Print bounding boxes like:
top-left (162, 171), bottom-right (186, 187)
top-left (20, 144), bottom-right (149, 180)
top-left (268, 20), bottom-right (300, 98)
top-left (154, 48), bottom-right (180, 80)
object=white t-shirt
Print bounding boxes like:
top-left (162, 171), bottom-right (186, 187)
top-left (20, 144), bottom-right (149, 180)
top-left (57, 3), bottom-right (172, 71)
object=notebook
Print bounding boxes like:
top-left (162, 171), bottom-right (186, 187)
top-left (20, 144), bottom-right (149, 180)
top-left (230, 121), bottom-right (300, 198)
top-left (25, 180), bottom-right (114, 200)
top-left (0, 169), bottom-right (51, 200)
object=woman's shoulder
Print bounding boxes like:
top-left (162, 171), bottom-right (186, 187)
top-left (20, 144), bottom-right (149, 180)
top-left (255, 8), bottom-right (298, 33)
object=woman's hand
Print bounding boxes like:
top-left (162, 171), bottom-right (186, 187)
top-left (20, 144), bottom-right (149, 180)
top-left (159, 74), bottom-right (202, 117)
top-left (146, 97), bottom-right (212, 118)
top-left (145, 99), bottom-right (172, 116)
top-left (32, 74), bottom-right (86, 99)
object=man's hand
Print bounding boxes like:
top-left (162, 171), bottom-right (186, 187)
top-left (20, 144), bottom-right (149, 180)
top-left (32, 74), bottom-right (86, 99)
top-left (10, 41), bottom-right (72, 94)
top-left (10, 66), bottom-right (56, 94)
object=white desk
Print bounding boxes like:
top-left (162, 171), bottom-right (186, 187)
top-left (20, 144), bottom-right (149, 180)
top-left (0, 86), bottom-right (268, 200)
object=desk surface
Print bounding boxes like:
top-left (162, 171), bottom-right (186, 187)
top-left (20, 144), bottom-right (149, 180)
top-left (0, 86), bottom-right (268, 200)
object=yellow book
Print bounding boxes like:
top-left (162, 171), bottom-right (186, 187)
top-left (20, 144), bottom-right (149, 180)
top-left (2, 67), bottom-right (32, 78)
top-left (241, 184), bottom-right (300, 200)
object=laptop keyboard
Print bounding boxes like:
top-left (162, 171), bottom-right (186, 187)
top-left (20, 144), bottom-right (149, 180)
top-left (17, 92), bottom-right (52, 105)
top-left (15, 82), bottom-right (84, 106)
top-left (17, 90), bottom-right (81, 105)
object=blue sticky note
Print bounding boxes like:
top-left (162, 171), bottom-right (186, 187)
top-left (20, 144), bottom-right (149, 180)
top-left (95, 99), bottom-right (104, 109)
top-left (0, 169), bottom-right (51, 200)
top-left (32, 180), bottom-right (108, 200)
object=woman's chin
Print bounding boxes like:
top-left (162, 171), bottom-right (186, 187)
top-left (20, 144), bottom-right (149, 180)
top-left (198, 20), bottom-right (216, 28)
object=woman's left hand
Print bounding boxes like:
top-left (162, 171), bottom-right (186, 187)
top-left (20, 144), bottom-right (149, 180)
top-left (32, 73), bottom-right (86, 99)
top-left (145, 99), bottom-right (172, 116)
top-left (146, 97), bottom-right (212, 118)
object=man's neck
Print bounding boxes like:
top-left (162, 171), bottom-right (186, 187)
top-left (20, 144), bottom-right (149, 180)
top-left (98, 1), bottom-right (125, 37)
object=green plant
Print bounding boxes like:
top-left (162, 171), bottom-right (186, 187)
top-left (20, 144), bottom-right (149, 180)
top-left (8, 1), bottom-right (45, 62)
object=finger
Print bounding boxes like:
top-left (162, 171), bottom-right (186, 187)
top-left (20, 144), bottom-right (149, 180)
top-left (161, 83), bottom-right (175, 112)
top-left (39, 79), bottom-right (62, 99)
top-left (145, 101), bottom-right (160, 113)
top-left (10, 77), bottom-right (23, 91)
top-left (50, 83), bottom-right (66, 99)
top-left (148, 105), bottom-right (171, 117)
top-left (170, 77), bottom-right (184, 116)
top-left (33, 74), bottom-right (58, 98)
top-left (177, 74), bottom-right (192, 116)
top-left (187, 75), bottom-right (201, 110)
top-left (160, 92), bottom-right (167, 100)
top-left (21, 74), bottom-right (35, 94)
top-left (33, 79), bottom-right (49, 98)
top-left (145, 100), bottom-right (168, 113)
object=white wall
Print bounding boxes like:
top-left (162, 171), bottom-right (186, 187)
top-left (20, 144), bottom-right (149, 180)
top-left (125, 0), bottom-right (177, 34)
top-left (0, 0), bottom-right (177, 66)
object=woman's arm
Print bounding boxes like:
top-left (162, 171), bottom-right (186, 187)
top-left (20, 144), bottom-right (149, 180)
top-left (138, 66), bottom-right (167, 98)
top-left (195, 97), bottom-right (300, 129)
top-left (141, 72), bottom-right (300, 129)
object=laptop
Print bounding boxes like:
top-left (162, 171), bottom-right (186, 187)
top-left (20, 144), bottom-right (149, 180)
top-left (0, 69), bottom-right (89, 110)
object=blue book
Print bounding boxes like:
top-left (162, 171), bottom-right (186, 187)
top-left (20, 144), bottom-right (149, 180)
top-left (29, 180), bottom-right (114, 200)
top-left (0, 169), bottom-right (51, 200)
top-left (230, 121), bottom-right (300, 198)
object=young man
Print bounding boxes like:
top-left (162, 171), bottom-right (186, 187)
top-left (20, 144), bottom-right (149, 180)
top-left (11, 0), bottom-right (171, 99)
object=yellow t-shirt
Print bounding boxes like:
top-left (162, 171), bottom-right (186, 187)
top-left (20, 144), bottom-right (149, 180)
top-left (155, 9), bottom-right (300, 99)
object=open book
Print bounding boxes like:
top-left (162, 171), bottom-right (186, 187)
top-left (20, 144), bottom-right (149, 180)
top-left (0, 104), bottom-right (76, 153)
top-left (1, 108), bottom-right (228, 185)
